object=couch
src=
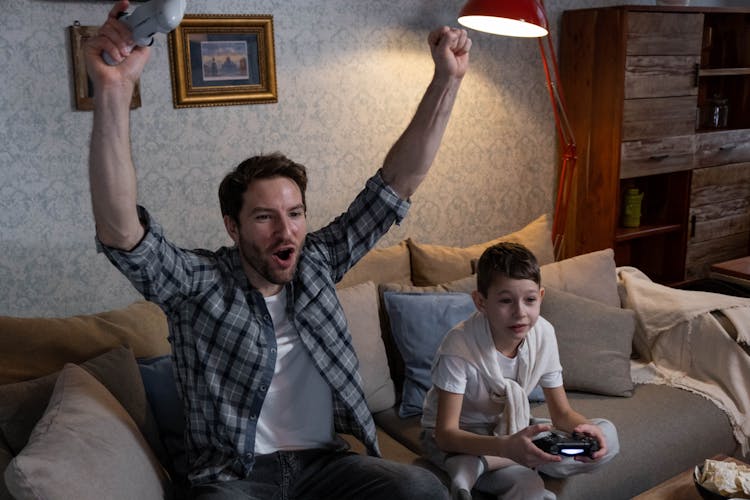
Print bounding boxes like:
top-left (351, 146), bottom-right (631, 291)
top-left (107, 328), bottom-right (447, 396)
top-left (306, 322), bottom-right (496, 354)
top-left (1, 213), bottom-right (746, 500)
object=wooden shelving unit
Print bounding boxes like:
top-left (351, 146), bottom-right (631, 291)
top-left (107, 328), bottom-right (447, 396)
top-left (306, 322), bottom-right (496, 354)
top-left (559, 5), bottom-right (750, 284)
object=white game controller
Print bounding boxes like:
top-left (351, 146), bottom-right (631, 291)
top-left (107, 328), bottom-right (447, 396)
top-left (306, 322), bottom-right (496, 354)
top-left (102, 0), bottom-right (186, 65)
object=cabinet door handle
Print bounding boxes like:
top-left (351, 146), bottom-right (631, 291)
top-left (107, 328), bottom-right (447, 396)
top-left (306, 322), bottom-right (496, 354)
top-left (719, 144), bottom-right (737, 151)
top-left (691, 214), bottom-right (697, 238)
top-left (649, 154), bottom-right (670, 161)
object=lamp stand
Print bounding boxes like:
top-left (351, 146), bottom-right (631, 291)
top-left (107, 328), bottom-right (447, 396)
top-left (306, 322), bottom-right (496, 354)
top-left (537, 16), bottom-right (577, 261)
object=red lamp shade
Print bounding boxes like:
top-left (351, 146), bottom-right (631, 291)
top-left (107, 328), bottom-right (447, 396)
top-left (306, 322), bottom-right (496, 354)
top-left (458, 0), bottom-right (549, 38)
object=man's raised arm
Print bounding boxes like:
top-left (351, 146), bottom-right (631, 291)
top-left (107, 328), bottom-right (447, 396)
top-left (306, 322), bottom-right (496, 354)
top-left (86, 0), bottom-right (151, 250)
top-left (380, 26), bottom-right (472, 200)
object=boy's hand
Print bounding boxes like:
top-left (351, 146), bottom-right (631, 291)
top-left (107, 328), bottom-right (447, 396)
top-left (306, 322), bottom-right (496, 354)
top-left (572, 423), bottom-right (607, 461)
top-left (500, 423), bottom-right (562, 468)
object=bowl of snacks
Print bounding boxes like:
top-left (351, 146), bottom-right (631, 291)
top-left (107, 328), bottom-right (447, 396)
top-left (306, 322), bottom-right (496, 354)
top-left (693, 458), bottom-right (750, 499)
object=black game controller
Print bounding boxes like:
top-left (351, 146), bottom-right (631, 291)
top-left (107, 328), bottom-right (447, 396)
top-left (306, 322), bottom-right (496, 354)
top-left (532, 430), bottom-right (600, 458)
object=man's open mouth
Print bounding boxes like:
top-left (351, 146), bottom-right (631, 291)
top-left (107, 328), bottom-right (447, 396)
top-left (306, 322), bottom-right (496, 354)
top-left (274, 248), bottom-right (294, 262)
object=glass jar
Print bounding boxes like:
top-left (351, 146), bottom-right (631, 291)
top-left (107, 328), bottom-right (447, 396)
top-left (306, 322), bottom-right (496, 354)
top-left (699, 95), bottom-right (729, 129)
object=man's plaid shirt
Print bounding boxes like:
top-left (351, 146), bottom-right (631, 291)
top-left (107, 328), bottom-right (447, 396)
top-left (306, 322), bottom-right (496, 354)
top-left (99, 172), bottom-right (409, 485)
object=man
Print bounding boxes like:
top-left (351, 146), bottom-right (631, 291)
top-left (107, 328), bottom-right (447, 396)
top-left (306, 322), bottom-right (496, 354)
top-left (85, 1), bottom-right (471, 498)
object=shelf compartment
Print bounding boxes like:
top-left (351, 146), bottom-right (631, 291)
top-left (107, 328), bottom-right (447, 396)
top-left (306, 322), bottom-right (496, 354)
top-left (615, 231), bottom-right (687, 284)
top-left (617, 171), bottom-right (691, 232)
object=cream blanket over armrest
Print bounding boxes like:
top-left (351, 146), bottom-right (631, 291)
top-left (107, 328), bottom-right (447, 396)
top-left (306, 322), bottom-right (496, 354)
top-left (618, 266), bottom-right (750, 455)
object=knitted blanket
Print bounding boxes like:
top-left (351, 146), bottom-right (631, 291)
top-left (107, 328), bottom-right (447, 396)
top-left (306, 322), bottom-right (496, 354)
top-left (618, 267), bottom-right (750, 455)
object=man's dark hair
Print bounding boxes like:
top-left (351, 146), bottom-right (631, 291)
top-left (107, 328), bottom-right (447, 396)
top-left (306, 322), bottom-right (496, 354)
top-left (476, 242), bottom-right (541, 296)
top-left (219, 152), bottom-right (308, 222)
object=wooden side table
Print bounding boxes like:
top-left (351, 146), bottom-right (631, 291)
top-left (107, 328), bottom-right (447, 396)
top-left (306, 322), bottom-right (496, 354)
top-left (710, 256), bottom-right (750, 285)
top-left (632, 455), bottom-right (747, 500)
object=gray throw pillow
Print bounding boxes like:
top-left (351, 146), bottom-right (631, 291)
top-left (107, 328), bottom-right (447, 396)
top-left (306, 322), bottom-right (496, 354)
top-left (541, 286), bottom-right (635, 397)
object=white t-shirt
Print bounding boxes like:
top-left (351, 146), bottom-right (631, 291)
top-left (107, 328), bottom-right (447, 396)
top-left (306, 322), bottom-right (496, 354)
top-left (254, 289), bottom-right (336, 454)
top-left (422, 344), bottom-right (563, 429)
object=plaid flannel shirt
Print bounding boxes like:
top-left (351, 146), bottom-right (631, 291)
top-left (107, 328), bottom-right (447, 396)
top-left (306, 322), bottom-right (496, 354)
top-left (99, 172), bottom-right (408, 484)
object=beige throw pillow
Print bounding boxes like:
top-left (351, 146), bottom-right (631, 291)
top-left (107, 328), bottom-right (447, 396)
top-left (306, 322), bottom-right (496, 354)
top-left (408, 213), bottom-right (553, 286)
top-left (338, 241), bottom-right (411, 289)
top-left (338, 281), bottom-right (396, 412)
top-left (540, 249), bottom-right (620, 308)
top-left (4, 364), bottom-right (170, 500)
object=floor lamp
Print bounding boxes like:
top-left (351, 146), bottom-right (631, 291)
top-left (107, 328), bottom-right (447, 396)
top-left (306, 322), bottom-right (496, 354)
top-left (457, 0), bottom-right (577, 260)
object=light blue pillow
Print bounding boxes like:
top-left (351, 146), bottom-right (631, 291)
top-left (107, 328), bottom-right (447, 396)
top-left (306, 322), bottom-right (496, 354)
top-left (528, 384), bottom-right (546, 402)
top-left (383, 291), bottom-right (476, 418)
top-left (137, 355), bottom-right (187, 486)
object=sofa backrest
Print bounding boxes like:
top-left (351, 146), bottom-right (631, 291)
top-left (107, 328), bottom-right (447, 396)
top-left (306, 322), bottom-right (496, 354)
top-left (0, 301), bottom-right (170, 385)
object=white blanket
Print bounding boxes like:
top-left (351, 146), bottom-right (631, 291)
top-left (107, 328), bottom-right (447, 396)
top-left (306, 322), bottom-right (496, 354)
top-left (618, 267), bottom-right (750, 455)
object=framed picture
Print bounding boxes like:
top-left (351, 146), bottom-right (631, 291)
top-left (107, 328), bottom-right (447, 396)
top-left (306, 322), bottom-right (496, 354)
top-left (68, 22), bottom-right (141, 111)
top-left (168, 14), bottom-right (277, 108)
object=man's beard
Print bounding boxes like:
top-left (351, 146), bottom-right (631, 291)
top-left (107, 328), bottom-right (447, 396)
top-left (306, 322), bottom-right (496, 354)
top-left (238, 236), bottom-right (301, 286)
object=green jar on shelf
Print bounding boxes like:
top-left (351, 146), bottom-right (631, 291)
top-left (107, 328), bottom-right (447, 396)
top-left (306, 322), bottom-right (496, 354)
top-left (622, 188), bottom-right (644, 228)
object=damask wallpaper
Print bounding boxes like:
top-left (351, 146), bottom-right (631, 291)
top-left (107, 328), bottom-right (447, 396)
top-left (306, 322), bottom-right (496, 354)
top-left (1, 0), bottom-right (652, 316)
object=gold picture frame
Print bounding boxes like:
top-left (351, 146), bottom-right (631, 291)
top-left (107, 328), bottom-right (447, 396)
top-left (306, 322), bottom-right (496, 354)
top-left (168, 14), bottom-right (277, 108)
top-left (68, 23), bottom-right (141, 111)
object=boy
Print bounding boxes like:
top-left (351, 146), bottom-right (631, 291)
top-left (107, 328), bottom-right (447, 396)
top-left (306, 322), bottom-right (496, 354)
top-left (421, 242), bottom-right (619, 500)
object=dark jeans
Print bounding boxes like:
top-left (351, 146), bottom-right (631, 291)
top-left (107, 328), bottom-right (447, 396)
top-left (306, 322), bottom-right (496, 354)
top-left (190, 449), bottom-right (448, 500)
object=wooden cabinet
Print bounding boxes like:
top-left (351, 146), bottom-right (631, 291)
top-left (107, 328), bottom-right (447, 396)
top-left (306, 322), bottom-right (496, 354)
top-left (559, 5), bottom-right (750, 284)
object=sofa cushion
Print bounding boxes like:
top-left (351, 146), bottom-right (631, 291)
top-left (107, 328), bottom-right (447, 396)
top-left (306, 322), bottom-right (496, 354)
top-left (338, 241), bottom-right (411, 289)
top-left (532, 385), bottom-right (736, 499)
top-left (382, 291), bottom-right (476, 417)
top-left (0, 301), bottom-right (170, 385)
top-left (541, 287), bottom-right (635, 397)
top-left (338, 281), bottom-right (396, 412)
top-left (4, 363), bottom-right (170, 500)
top-left (407, 213), bottom-right (554, 286)
top-left (540, 249), bottom-right (620, 308)
top-left (376, 384), bottom-right (737, 500)
top-left (0, 346), bottom-right (164, 463)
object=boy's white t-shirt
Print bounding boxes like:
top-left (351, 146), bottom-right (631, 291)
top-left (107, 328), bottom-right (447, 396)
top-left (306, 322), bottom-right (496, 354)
top-left (422, 332), bottom-right (563, 429)
top-left (255, 288), bottom-right (336, 454)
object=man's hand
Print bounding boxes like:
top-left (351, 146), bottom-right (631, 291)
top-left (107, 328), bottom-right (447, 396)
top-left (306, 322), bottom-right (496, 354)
top-left (428, 26), bottom-right (472, 80)
top-left (84, 0), bottom-right (150, 95)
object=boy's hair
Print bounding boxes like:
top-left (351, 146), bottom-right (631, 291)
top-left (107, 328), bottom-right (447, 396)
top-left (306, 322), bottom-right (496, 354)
top-left (218, 152), bottom-right (308, 222)
top-left (476, 242), bottom-right (541, 296)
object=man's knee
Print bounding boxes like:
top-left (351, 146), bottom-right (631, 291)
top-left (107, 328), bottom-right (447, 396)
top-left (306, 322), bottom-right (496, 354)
top-left (387, 464), bottom-right (448, 500)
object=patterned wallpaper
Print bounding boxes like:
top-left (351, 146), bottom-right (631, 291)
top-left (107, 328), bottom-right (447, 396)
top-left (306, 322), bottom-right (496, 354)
top-left (1, 0), bottom-right (656, 317)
